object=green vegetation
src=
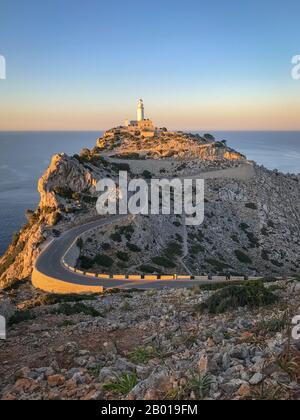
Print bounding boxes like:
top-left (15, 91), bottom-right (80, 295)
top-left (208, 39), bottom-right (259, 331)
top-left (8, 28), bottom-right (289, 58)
top-left (8, 310), bottom-right (36, 326)
top-left (151, 256), bottom-right (176, 268)
top-left (110, 232), bottom-right (122, 242)
top-left (111, 162), bottom-right (131, 172)
top-left (164, 241), bottom-right (183, 257)
top-left (187, 374), bottom-right (214, 399)
top-left (22, 293), bottom-right (98, 310)
top-left (214, 141), bottom-right (226, 148)
top-left (129, 346), bottom-right (157, 364)
top-left (254, 313), bottom-right (289, 335)
top-left (234, 250), bottom-right (253, 264)
top-left (3, 279), bottom-right (27, 292)
top-left (116, 251), bottom-right (129, 262)
top-left (190, 244), bottom-right (205, 254)
top-left (139, 264), bottom-right (161, 274)
top-left (78, 255), bottom-right (94, 270)
top-left (73, 150), bottom-right (109, 167)
top-left (102, 372), bottom-right (138, 395)
top-left (102, 242), bottom-right (111, 250)
top-left (203, 133), bottom-right (215, 141)
top-left (206, 258), bottom-right (231, 271)
top-left (192, 278), bottom-right (280, 293)
top-left (142, 170), bottom-right (152, 179)
top-left (198, 282), bottom-right (278, 314)
top-left (53, 303), bottom-right (102, 317)
top-left (126, 242), bottom-right (141, 252)
top-left (94, 254), bottom-right (114, 268)
top-left (245, 202), bottom-right (258, 210)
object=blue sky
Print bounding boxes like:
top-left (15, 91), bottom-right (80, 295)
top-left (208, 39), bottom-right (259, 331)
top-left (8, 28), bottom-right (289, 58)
top-left (0, 0), bottom-right (300, 130)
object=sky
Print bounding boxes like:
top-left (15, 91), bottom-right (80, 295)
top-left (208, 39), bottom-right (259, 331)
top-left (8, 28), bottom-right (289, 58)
top-left (0, 0), bottom-right (300, 131)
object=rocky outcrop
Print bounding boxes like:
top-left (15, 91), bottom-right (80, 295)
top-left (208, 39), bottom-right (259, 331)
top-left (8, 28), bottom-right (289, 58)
top-left (0, 128), bottom-right (299, 288)
top-left (0, 153), bottom-right (106, 289)
top-left (38, 153), bottom-right (98, 209)
top-left (1, 279), bottom-right (300, 400)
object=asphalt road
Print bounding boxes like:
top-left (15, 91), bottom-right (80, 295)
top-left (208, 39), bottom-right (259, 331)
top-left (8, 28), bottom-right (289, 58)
top-left (34, 163), bottom-right (255, 290)
top-left (35, 215), bottom-right (213, 290)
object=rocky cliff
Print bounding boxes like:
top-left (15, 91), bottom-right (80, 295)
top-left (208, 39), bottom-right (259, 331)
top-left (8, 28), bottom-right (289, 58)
top-left (0, 129), bottom-right (299, 288)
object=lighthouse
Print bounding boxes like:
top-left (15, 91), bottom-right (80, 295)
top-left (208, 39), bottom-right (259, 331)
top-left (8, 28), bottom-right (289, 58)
top-left (137, 99), bottom-right (145, 122)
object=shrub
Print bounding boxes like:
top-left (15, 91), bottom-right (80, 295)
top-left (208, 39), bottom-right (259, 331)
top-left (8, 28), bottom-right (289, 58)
top-left (78, 256), bottom-right (94, 270)
top-left (117, 251), bottom-right (129, 262)
top-left (129, 346), bottom-right (156, 364)
top-left (102, 372), bottom-right (138, 395)
top-left (94, 254), bottom-right (114, 268)
top-left (142, 170), bottom-right (152, 179)
top-left (203, 133), bottom-right (215, 141)
top-left (245, 202), bottom-right (258, 210)
top-left (53, 303), bottom-right (101, 317)
top-left (76, 238), bottom-right (84, 249)
top-left (139, 265), bottom-right (161, 274)
top-left (199, 283), bottom-right (278, 314)
top-left (188, 374), bottom-right (214, 399)
top-left (110, 232), bottom-right (122, 242)
top-left (206, 258), bottom-right (231, 270)
top-left (190, 244), bottom-right (205, 254)
top-left (234, 250), bottom-right (252, 264)
top-left (126, 243), bottom-right (141, 252)
top-left (8, 310), bottom-right (36, 326)
top-left (164, 241), bottom-right (182, 257)
top-left (112, 163), bottom-right (130, 172)
top-left (151, 256), bottom-right (176, 268)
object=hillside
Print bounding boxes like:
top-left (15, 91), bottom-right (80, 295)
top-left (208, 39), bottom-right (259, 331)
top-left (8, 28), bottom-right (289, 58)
top-left (0, 129), bottom-right (299, 288)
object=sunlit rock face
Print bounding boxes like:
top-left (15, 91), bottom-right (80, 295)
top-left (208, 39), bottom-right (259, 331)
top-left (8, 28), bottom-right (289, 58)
top-left (1, 127), bottom-right (299, 289)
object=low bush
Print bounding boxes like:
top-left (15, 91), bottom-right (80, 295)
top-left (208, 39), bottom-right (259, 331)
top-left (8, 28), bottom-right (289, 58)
top-left (78, 255), bottom-right (94, 270)
top-left (234, 250), bottom-right (252, 264)
top-left (117, 251), bottom-right (129, 262)
top-left (94, 254), bottom-right (114, 268)
top-left (102, 372), bottom-right (138, 395)
top-left (245, 202), bottom-right (258, 210)
top-left (151, 256), bottom-right (176, 268)
top-left (53, 303), bottom-right (101, 317)
top-left (126, 242), bottom-right (141, 252)
top-left (139, 265), bottom-right (161, 274)
top-left (8, 310), bottom-right (36, 326)
top-left (198, 283), bottom-right (278, 314)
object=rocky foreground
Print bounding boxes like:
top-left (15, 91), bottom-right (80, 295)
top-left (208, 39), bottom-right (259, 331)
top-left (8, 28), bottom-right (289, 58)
top-left (1, 277), bottom-right (300, 400)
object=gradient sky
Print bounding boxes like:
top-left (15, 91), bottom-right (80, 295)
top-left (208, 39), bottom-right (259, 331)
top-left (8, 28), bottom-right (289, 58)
top-left (0, 0), bottom-right (300, 130)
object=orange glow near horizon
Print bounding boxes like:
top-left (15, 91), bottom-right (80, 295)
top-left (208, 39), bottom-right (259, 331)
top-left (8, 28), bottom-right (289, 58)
top-left (1, 95), bottom-right (300, 131)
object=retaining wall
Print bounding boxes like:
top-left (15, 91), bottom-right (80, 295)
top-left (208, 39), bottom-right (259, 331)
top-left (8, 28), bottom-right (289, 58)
top-left (32, 268), bottom-right (103, 294)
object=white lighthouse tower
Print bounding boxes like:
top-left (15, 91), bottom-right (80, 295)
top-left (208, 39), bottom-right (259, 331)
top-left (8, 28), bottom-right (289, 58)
top-left (137, 99), bottom-right (145, 122)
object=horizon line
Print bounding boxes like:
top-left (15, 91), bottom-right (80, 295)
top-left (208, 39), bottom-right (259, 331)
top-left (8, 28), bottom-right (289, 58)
top-left (1, 129), bottom-right (300, 133)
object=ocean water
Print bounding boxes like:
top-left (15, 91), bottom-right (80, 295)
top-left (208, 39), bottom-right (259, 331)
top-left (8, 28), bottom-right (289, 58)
top-left (0, 130), bottom-right (299, 256)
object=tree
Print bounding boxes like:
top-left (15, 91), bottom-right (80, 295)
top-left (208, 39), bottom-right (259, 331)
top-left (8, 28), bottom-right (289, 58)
top-left (203, 133), bottom-right (215, 142)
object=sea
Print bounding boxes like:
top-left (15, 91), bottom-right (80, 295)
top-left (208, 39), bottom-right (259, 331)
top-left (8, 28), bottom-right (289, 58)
top-left (0, 130), bottom-right (299, 256)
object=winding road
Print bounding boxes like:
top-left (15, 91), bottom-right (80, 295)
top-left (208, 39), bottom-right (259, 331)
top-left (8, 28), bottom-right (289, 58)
top-left (34, 214), bottom-right (215, 290)
top-left (33, 162), bottom-right (256, 292)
